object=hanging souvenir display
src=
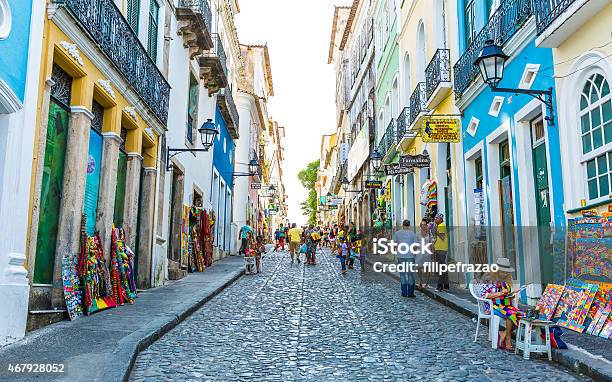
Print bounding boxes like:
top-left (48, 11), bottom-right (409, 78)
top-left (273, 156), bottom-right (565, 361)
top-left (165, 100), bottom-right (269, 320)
top-left (62, 252), bottom-right (83, 320)
top-left (535, 284), bottom-right (564, 320)
top-left (80, 233), bottom-right (116, 315)
top-left (110, 227), bottom-right (137, 305)
top-left (202, 209), bottom-right (213, 267)
top-left (181, 206), bottom-right (190, 267)
top-left (420, 179), bottom-right (437, 207)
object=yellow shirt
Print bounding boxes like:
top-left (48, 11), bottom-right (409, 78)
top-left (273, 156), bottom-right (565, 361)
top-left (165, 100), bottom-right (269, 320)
top-left (288, 228), bottom-right (303, 243)
top-left (434, 223), bottom-right (448, 251)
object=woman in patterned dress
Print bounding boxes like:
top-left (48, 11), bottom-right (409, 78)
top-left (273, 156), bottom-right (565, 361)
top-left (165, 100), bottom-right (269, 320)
top-left (479, 258), bottom-right (524, 351)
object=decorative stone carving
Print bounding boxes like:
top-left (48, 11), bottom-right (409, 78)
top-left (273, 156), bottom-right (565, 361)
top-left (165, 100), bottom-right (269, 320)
top-left (59, 41), bottom-right (84, 66)
top-left (144, 127), bottom-right (156, 141)
top-left (96, 79), bottom-right (116, 99)
top-left (124, 106), bottom-right (138, 122)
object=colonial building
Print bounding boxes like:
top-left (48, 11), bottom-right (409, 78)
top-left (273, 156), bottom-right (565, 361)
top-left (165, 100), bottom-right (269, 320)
top-left (0, 0), bottom-right (44, 345)
top-left (454, 0), bottom-right (564, 300)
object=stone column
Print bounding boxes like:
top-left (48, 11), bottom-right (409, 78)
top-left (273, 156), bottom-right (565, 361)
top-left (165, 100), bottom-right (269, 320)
top-left (123, 153), bottom-right (143, 250)
top-left (51, 106), bottom-right (93, 308)
top-left (137, 167), bottom-right (156, 289)
top-left (95, 132), bottom-right (121, 259)
top-left (168, 171), bottom-right (185, 279)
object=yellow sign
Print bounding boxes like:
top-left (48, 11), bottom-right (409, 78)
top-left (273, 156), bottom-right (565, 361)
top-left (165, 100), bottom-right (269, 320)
top-left (422, 118), bottom-right (461, 142)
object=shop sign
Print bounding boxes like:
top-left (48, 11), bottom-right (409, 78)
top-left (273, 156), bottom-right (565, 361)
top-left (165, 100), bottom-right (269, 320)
top-left (365, 180), bottom-right (383, 189)
top-left (422, 118), bottom-right (461, 143)
top-left (319, 196), bottom-right (327, 205)
top-left (328, 197), bottom-right (344, 206)
top-left (582, 209), bottom-right (598, 217)
top-left (384, 163), bottom-right (414, 176)
top-left (399, 154), bottom-right (430, 169)
top-left (339, 142), bottom-right (349, 164)
top-left (251, 183), bottom-right (261, 189)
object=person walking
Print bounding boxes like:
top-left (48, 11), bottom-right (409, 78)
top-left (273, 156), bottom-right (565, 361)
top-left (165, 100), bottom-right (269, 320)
top-left (416, 218), bottom-right (432, 288)
top-left (336, 235), bottom-right (349, 274)
top-left (274, 223), bottom-right (286, 252)
top-left (434, 213), bottom-right (450, 291)
top-left (393, 220), bottom-right (418, 297)
top-left (305, 225), bottom-right (320, 265)
top-left (238, 221), bottom-right (254, 255)
top-left (287, 223), bottom-right (303, 264)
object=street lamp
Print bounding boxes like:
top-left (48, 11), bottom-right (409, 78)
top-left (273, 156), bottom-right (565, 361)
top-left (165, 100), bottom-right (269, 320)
top-left (342, 176), bottom-right (349, 192)
top-left (474, 39), bottom-right (555, 126)
top-left (166, 118), bottom-right (219, 171)
top-left (370, 149), bottom-right (383, 172)
top-left (248, 158), bottom-right (260, 175)
top-left (268, 184), bottom-right (277, 198)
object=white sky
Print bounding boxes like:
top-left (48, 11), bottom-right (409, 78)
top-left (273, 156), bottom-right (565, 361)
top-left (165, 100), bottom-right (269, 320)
top-left (235, 0), bottom-right (346, 225)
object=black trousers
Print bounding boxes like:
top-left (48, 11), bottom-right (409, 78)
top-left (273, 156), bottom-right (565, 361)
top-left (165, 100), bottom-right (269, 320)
top-left (435, 250), bottom-right (449, 289)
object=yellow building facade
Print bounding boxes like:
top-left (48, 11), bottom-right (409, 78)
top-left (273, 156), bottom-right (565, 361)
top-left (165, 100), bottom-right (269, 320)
top-left (26, 1), bottom-right (166, 322)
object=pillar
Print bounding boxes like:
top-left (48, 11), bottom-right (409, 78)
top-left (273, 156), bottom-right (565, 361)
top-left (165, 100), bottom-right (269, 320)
top-left (123, 153), bottom-right (143, 250)
top-left (96, 132), bottom-right (121, 258)
top-left (137, 167), bottom-right (156, 289)
top-left (51, 106), bottom-right (93, 308)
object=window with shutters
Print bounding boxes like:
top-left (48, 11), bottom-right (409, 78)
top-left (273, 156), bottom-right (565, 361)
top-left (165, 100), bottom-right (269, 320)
top-left (187, 75), bottom-right (198, 144)
top-left (147, 0), bottom-right (159, 62)
top-left (127, 0), bottom-right (140, 33)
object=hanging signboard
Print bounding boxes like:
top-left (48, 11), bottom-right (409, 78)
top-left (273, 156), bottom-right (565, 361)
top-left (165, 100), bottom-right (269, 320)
top-left (422, 118), bottom-right (461, 142)
top-left (399, 154), bottom-right (430, 169)
top-left (365, 180), bottom-right (383, 189)
top-left (384, 163), bottom-right (414, 176)
top-left (339, 142), bottom-right (349, 164)
top-left (319, 196), bottom-right (327, 205)
top-left (328, 197), bottom-right (344, 206)
top-left (251, 183), bottom-right (261, 189)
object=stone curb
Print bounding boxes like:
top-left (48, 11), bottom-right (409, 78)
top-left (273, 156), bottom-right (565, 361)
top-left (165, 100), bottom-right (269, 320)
top-left (365, 257), bottom-right (612, 382)
top-left (113, 268), bottom-right (245, 382)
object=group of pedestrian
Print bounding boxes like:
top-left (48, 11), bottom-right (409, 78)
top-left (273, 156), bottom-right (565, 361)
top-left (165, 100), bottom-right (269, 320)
top-left (274, 224), bottom-right (288, 252)
top-left (332, 222), bottom-right (365, 275)
top-left (394, 213), bottom-right (448, 297)
top-left (238, 221), bottom-right (264, 274)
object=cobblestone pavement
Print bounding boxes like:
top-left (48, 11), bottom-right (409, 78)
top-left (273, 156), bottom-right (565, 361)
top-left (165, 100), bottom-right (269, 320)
top-left (131, 250), bottom-right (588, 382)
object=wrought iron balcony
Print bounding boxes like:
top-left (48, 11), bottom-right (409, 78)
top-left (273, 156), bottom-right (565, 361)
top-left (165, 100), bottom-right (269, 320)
top-left (425, 48), bottom-right (451, 107)
top-left (409, 82), bottom-right (428, 126)
top-left (199, 33), bottom-right (228, 96)
top-left (453, 0), bottom-right (533, 99)
top-left (218, 87), bottom-right (240, 139)
top-left (176, 0), bottom-right (214, 57)
top-left (396, 106), bottom-right (419, 144)
top-left (58, 0), bottom-right (170, 124)
top-left (377, 119), bottom-right (397, 160)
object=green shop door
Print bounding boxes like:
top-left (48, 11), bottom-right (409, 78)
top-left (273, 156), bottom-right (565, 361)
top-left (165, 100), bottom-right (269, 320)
top-left (83, 102), bottom-right (105, 235)
top-left (531, 118), bottom-right (552, 285)
top-left (34, 99), bottom-right (69, 284)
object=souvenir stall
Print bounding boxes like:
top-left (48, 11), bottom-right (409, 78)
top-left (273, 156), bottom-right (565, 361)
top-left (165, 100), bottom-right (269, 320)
top-left (180, 206), bottom-right (215, 272)
top-left (420, 178), bottom-right (438, 220)
top-left (534, 209), bottom-right (612, 339)
top-left (61, 215), bottom-right (138, 320)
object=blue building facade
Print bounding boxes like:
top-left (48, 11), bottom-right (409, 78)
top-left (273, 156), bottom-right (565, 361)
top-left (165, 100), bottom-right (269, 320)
top-left (0, 0), bottom-right (33, 110)
top-left (211, 106), bottom-right (236, 252)
top-left (454, 0), bottom-right (565, 299)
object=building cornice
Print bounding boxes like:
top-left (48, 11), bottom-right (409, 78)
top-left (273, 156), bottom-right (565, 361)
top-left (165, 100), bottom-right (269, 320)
top-left (0, 78), bottom-right (23, 113)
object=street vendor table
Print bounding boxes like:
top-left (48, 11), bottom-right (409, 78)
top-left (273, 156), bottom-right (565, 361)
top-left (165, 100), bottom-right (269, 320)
top-left (515, 318), bottom-right (553, 360)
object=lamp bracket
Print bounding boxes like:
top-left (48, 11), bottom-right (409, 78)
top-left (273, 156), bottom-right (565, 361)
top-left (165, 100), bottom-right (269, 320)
top-left (491, 87), bottom-right (555, 126)
top-left (166, 147), bottom-right (210, 171)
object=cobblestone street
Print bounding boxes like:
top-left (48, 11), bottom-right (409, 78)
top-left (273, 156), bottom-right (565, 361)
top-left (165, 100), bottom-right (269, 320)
top-left (131, 250), bottom-right (587, 381)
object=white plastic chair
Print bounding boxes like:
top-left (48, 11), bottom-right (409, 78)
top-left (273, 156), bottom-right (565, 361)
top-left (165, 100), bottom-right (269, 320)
top-left (469, 280), bottom-right (519, 349)
top-left (245, 256), bottom-right (256, 274)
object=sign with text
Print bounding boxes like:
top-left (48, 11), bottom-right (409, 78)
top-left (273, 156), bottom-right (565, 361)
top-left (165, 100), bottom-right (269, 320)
top-left (384, 163), bottom-right (414, 176)
top-left (328, 197), bottom-right (344, 206)
top-left (399, 154), bottom-right (430, 169)
top-left (365, 180), bottom-right (383, 189)
top-left (251, 183), bottom-right (261, 189)
top-left (422, 118), bottom-right (461, 143)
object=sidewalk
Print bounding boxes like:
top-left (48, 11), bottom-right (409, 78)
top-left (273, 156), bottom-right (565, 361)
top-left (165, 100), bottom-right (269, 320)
top-left (366, 253), bottom-right (612, 382)
top-left (0, 256), bottom-right (245, 382)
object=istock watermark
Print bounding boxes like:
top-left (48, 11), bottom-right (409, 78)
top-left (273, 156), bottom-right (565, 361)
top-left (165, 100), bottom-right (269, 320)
top-left (372, 237), bottom-right (433, 257)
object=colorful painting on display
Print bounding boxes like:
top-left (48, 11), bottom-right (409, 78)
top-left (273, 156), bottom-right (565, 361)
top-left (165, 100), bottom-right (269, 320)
top-left (62, 253), bottom-right (83, 320)
top-left (83, 130), bottom-right (103, 236)
top-left (536, 284), bottom-right (564, 320)
top-left (587, 298), bottom-right (612, 336)
top-left (181, 206), bottom-right (190, 267)
top-left (584, 289), bottom-right (611, 334)
top-left (565, 283), bottom-right (599, 332)
top-left (599, 317), bottom-right (612, 338)
top-left (554, 286), bottom-right (583, 323)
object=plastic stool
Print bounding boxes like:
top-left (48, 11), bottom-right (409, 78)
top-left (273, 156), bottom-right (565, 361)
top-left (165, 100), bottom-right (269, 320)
top-left (515, 319), bottom-right (552, 360)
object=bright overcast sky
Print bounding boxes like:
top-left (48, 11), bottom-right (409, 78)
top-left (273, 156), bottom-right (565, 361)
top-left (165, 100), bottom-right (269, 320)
top-left (235, 0), bottom-right (347, 225)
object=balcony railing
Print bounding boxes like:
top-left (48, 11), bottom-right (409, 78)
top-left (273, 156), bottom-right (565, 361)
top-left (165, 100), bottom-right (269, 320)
top-left (534, 0), bottom-right (577, 34)
top-left (199, 33), bottom-right (228, 94)
top-left (425, 49), bottom-right (451, 101)
top-left (218, 87), bottom-right (239, 139)
top-left (59, 0), bottom-right (170, 124)
top-left (208, 33), bottom-right (228, 80)
top-left (178, 0), bottom-right (212, 33)
top-left (377, 119), bottom-right (396, 158)
top-left (453, 0), bottom-right (533, 99)
top-left (396, 106), bottom-right (418, 140)
top-left (409, 82), bottom-right (428, 125)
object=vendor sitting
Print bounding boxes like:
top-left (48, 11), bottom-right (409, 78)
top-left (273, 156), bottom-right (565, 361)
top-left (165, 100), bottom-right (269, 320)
top-left (479, 257), bottom-right (525, 351)
top-left (254, 235), bottom-right (265, 273)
